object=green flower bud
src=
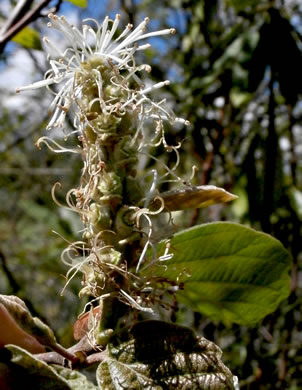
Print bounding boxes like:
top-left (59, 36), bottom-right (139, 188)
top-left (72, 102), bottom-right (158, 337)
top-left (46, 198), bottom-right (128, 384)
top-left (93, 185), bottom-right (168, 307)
top-left (115, 206), bottom-right (136, 239)
top-left (96, 328), bottom-right (114, 347)
top-left (88, 203), bottom-right (112, 230)
top-left (97, 171), bottom-right (122, 196)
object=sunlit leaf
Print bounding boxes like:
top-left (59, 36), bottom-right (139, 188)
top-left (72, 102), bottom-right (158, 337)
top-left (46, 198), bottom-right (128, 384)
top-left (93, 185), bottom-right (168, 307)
top-left (97, 321), bottom-right (235, 389)
top-left (146, 222), bottom-right (291, 326)
top-left (66, 0), bottom-right (87, 7)
top-left (230, 88), bottom-right (251, 107)
top-left (288, 187), bottom-right (302, 220)
top-left (12, 27), bottom-right (42, 50)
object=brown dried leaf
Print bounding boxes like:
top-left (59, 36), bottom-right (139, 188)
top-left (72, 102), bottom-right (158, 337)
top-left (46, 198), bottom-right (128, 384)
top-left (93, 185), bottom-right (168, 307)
top-left (151, 185), bottom-right (237, 211)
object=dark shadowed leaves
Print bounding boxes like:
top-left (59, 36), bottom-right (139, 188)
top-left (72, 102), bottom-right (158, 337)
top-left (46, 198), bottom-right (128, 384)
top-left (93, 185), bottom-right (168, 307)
top-left (248, 8), bottom-right (302, 104)
top-left (97, 321), bottom-right (235, 389)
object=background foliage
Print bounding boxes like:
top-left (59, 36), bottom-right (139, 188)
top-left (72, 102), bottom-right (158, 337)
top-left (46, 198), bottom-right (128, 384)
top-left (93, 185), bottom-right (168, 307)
top-left (0, 0), bottom-right (301, 388)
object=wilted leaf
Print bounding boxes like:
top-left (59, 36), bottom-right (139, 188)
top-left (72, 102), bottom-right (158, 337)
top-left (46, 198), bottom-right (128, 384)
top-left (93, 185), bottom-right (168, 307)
top-left (0, 302), bottom-right (45, 353)
top-left (0, 295), bottom-right (57, 348)
top-left (146, 222), bottom-right (291, 326)
top-left (73, 306), bottom-right (102, 340)
top-left (97, 321), bottom-right (235, 389)
top-left (66, 0), bottom-right (87, 7)
top-left (151, 185), bottom-right (237, 211)
top-left (12, 27), bottom-right (42, 50)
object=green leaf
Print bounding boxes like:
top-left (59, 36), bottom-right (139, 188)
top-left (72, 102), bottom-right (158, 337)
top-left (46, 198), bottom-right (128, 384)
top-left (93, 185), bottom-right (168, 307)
top-left (4, 346), bottom-right (98, 389)
top-left (97, 321), bottom-right (235, 389)
top-left (146, 222), bottom-right (291, 326)
top-left (12, 27), bottom-right (42, 50)
top-left (66, 0), bottom-right (87, 7)
top-left (52, 366), bottom-right (98, 389)
top-left (230, 88), bottom-right (251, 108)
top-left (151, 185), bottom-right (237, 211)
top-left (288, 187), bottom-right (302, 220)
top-left (5, 345), bottom-right (71, 389)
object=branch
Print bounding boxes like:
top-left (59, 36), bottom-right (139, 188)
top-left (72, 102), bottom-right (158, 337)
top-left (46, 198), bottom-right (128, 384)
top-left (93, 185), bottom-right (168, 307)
top-left (261, 75), bottom-right (277, 233)
top-left (86, 351), bottom-right (107, 366)
top-left (0, 249), bottom-right (50, 325)
top-left (50, 342), bottom-right (79, 365)
top-left (0, 0), bottom-right (52, 53)
top-left (0, 250), bottom-right (19, 292)
top-left (35, 335), bottom-right (107, 367)
top-left (0, 0), bottom-right (35, 36)
top-left (35, 350), bottom-right (65, 366)
top-left (120, 0), bottom-right (136, 25)
top-left (0, 167), bottom-right (72, 176)
top-left (49, 0), bottom-right (64, 15)
top-left (36, 349), bottom-right (106, 367)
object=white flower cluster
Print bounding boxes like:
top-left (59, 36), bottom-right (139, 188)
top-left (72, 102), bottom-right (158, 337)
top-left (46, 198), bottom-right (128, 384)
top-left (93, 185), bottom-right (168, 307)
top-left (17, 13), bottom-right (189, 313)
top-left (17, 13), bottom-right (188, 132)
